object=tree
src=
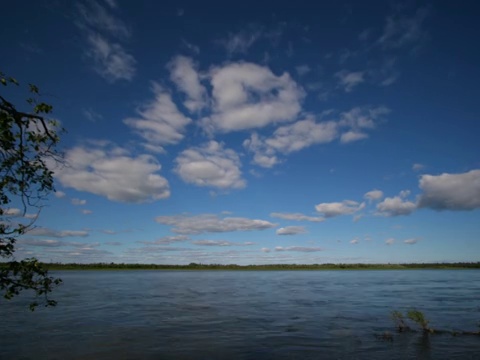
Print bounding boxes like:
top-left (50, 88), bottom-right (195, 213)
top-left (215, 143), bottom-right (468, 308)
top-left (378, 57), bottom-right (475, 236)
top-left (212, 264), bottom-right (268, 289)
top-left (0, 72), bottom-right (63, 310)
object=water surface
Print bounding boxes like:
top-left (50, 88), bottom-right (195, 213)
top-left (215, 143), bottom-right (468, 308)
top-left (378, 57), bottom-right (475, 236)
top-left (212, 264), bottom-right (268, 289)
top-left (1, 270), bottom-right (479, 359)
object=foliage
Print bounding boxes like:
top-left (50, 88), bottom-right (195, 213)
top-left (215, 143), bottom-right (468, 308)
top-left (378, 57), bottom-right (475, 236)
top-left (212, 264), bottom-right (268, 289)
top-left (39, 261), bottom-right (480, 271)
top-left (388, 308), bottom-right (480, 338)
top-left (0, 71), bottom-right (63, 310)
top-left (391, 310), bottom-right (410, 332)
top-left (407, 309), bottom-right (430, 331)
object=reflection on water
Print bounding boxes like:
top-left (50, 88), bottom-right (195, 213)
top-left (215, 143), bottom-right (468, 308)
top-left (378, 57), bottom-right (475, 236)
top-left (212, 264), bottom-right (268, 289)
top-left (1, 270), bottom-right (479, 359)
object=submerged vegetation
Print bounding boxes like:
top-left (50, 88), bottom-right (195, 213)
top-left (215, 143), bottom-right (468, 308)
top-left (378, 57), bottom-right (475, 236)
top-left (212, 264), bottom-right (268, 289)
top-left (29, 261), bottom-right (480, 271)
top-left (378, 309), bottom-right (480, 341)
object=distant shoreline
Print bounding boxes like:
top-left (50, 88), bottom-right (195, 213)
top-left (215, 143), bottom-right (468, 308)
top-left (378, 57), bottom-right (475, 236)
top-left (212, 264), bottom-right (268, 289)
top-left (34, 262), bottom-right (480, 271)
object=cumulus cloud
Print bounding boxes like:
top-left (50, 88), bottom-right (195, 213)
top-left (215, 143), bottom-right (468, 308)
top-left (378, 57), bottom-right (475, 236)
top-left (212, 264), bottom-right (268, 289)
top-left (315, 200), bottom-right (365, 218)
top-left (155, 214), bottom-right (277, 235)
top-left (26, 227), bottom-right (89, 238)
top-left (340, 131), bottom-right (368, 143)
top-left (243, 132), bottom-right (280, 168)
top-left (244, 106), bottom-right (388, 168)
top-left (412, 163), bottom-right (425, 171)
top-left (417, 170), bottom-right (480, 211)
top-left (261, 247), bottom-right (271, 253)
top-left (192, 240), bottom-right (255, 246)
top-left (174, 141), bottom-right (245, 189)
top-left (71, 198), bottom-right (87, 206)
top-left (124, 83), bottom-right (192, 151)
top-left (167, 56), bottom-right (207, 112)
top-left (364, 189), bottom-right (384, 202)
top-left (140, 235), bottom-right (190, 245)
top-left (244, 118), bottom-right (337, 167)
top-left (275, 246), bottom-right (323, 252)
top-left (376, 192), bottom-right (416, 217)
top-left (404, 238), bottom-right (419, 245)
top-left (276, 226), bottom-right (307, 235)
top-left (19, 238), bottom-right (99, 248)
top-left (54, 191), bottom-right (66, 198)
top-left (385, 238), bottom-right (395, 245)
top-left (270, 212), bottom-right (325, 222)
top-left (54, 142), bottom-right (170, 203)
top-left (335, 70), bottom-right (365, 92)
top-left (1, 208), bottom-right (22, 217)
top-left (266, 117), bottom-right (338, 153)
top-left (201, 62), bottom-right (304, 133)
top-left (85, 33), bottom-right (136, 82)
top-left (350, 238), bottom-right (359, 244)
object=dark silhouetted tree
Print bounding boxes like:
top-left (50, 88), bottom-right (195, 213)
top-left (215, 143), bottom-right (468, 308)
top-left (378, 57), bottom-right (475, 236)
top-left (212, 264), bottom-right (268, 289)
top-left (0, 72), bottom-right (63, 310)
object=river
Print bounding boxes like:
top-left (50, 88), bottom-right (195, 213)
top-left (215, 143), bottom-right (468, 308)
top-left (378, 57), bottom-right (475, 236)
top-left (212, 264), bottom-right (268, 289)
top-left (1, 270), bottom-right (479, 359)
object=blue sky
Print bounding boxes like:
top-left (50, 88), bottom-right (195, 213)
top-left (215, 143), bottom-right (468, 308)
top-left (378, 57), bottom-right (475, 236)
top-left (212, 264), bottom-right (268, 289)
top-left (2, 0), bottom-right (479, 264)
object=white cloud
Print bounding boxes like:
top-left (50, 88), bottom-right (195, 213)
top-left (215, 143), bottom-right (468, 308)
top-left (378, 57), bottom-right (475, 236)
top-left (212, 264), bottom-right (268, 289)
top-left (261, 247), bottom-right (271, 253)
top-left (1, 208), bottom-right (22, 216)
top-left (378, 7), bottom-right (429, 49)
top-left (103, 0), bottom-right (117, 9)
top-left (244, 118), bottom-right (337, 168)
top-left (385, 238), bottom-right (395, 245)
top-left (270, 212), bottom-right (325, 222)
top-left (376, 192), bottom-right (416, 216)
top-left (124, 83), bottom-right (192, 151)
top-left (76, 1), bottom-right (130, 39)
top-left (315, 200), bottom-right (365, 218)
top-left (181, 39), bottom-right (200, 54)
top-left (339, 106), bottom-right (389, 130)
top-left (140, 235), bottom-right (190, 245)
top-left (167, 56), bottom-right (207, 112)
top-left (340, 131), bottom-right (368, 143)
top-left (102, 230), bottom-right (117, 235)
top-left (364, 189), bottom-right (384, 202)
top-left (417, 170), bottom-right (480, 210)
top-left (83, 108), bottom-right (103, 122)
top-left (243, 132), bottom-right (280, 168)
top-left (54, 191), bottom-right (66, 198)
top-left (192, 240), bottom-right (255, 246)
top-left (18, 239), bottom-right (63, 247)
top-left (295, 65), bottom-right (311, 76)
top-left (175, 141), bottom-right (245, 189)
top-left (350, 238), bottom-right (359, 244)
top-left (276, 226), bottom-right (306, 235)
top-left (155, 214), bottom-right (277, 235)
top-left (265, 117), bottom-right (338, 153)
top-left (76, 0), bottom-right (136, 82)
top-left (86, 33), bottom-right (136, 82)
top-left (54, 142), bottom-right (170, 203)
top-left (220, 27), bottom-right (263, 55)
top-left (82, 209), bottom-right (93, 215)
top-left (404, 238), bottom-right (419, 245)
top-left (244, 106), bottom-right (388, 168)
top-left (274, 246), bottom-right (323, 252)
top-left (335, 70), bottom-right (365, 92)
top-left (202, 62), bottom-right (304, 133)
top-left (27, 227), bottom-right (89, 238)
top-left (71, 198), bottom-right (87, 206)
top-left (412, 163), bottom-right (425, 171)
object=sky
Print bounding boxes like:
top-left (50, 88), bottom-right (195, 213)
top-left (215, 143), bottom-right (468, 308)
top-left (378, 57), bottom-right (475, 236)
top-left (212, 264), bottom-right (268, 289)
top-left (1, 0), bottom-right (480, 265)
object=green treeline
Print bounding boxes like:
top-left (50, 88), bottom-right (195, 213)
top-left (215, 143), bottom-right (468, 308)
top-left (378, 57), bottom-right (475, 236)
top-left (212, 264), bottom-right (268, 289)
top-left (23, 262), bottom-right (480, 271)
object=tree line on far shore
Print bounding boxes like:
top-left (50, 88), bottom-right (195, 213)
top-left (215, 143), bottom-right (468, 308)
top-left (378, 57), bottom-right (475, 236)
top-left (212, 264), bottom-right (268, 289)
top-left (25, 262), bottom-right (480, 271)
